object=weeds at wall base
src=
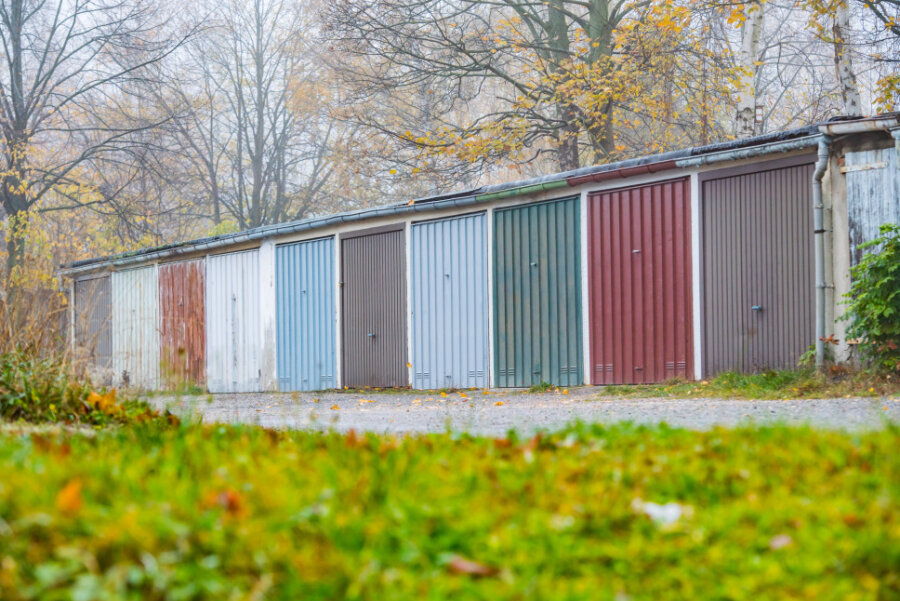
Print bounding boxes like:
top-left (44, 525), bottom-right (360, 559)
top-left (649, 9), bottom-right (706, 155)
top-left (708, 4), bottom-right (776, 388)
top-left (595, 368), bottom-right (900, 400)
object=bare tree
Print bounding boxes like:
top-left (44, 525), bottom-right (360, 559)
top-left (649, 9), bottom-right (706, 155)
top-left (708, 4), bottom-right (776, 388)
top-left (163, 0), bottom-right (346, 229)
top-left (0, 0), bottom-right (190, 286)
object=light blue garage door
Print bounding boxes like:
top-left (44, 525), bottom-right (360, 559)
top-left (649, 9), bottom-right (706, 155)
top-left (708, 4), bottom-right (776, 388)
top-left (276, 237), bottom-right (336, 391)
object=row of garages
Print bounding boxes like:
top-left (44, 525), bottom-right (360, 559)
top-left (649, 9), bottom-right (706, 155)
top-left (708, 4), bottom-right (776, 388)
top-left (66, 116), bottom-right (900, 392)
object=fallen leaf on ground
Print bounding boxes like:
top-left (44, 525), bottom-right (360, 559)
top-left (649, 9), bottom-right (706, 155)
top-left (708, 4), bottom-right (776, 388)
top-left (330, 405), bottom-right (340, 410)
top-left (56, 479), bottom-right (83, 516)
top-left (447, 555), bottom-right (499, 577)
top-left (769, 534), bottom-right (793, 550)
top-left (494, 401), bottom-right (505, 406)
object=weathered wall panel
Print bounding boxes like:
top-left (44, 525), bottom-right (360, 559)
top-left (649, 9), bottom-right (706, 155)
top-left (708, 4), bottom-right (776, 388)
top-left (112, 266), bottom-right (159, 389)
top-left (207, 250), bottom-right (261, 393)
top-left (845, 147), bottom-right (900, 264)
top-left (493, 197), bottom-right (582, 388)
top-left (74, 274), bottom-right (112, 380)
top-left (341, 226), bottom-right (407, 388)
top-left (276, 237), bottom-right (336, 391)
top-left (588, 179), bottom-right (693, 384)
top-left (701, 158), bottom-right (815, 375)
top-left (411, 213), bottom-right (488, 389)
top-left (159, 259), bottom-right (206, 388)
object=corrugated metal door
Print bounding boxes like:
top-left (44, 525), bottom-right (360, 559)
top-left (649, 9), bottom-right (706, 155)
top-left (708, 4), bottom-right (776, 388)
top-left (701, 157), bottom-right (815, 375)
top-left (159, 259), bottom-right (206, 388)
top-left (845, 147), bottom-right (900, 264)
top-left (112, 266), bottom-right (159, 389)
top-left (74, 274), bottom-right (112, 378)
top-left (341, 225), bottom-right (407, 388)
top-left (276, 237), bottom-right (336, 391)
top-left (207, 250), bottom-right (261, 393)
top-left (588, 178), bottom-right (693, 385)
top-left (411, 213), bottom-right (488, 389)
top-left (493, 197), bottom-right (582, 388)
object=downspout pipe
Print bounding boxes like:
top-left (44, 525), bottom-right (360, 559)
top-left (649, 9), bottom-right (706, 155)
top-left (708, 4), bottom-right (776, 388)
top-left (813, 135), bottom-right (832, 369)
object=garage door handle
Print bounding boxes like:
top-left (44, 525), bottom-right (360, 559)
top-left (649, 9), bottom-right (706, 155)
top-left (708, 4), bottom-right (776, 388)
top-left (751, 305), bottom-right (763, 311)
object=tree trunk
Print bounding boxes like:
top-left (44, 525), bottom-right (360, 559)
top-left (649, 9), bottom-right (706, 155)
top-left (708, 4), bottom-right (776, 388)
top-left (735, 1), bottom-right (764, 138)
top-left (833, 3), bottom-right (862, 115)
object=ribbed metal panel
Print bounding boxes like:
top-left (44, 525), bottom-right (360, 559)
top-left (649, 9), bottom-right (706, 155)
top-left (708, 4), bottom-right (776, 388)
top-left (589, 179), bottom-right (693, 384)
top-left (112, 266), bottom-right (159, 389)
top-left (73, 274), bottom-right (112, 378)
top-left (159, 259), bottom-right (206, 388)
top-left (276, 237), bottom-right (336, 391)
top-left (341, 225), bottom-right (408, 388)
top-left (206, 250), bottom-right (261, 393)
top-left (411, 213), bottom-right (488, 389)
top-left (846, 147), bottom-right (900, 264)
top-left (493, 197), bottom-right (583, 388)
top-left (701, 157), bottom-right (815, 375)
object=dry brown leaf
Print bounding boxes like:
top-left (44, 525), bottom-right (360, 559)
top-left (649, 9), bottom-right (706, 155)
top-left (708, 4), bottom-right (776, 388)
top-left (447, 554), bottom-right (499, 577)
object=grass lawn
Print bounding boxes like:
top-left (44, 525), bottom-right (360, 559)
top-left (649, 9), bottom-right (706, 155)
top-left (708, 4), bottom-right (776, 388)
top-left (594, 368), bottom-right (900, 400)
top-left (0, 422), bottom-right (898, 600)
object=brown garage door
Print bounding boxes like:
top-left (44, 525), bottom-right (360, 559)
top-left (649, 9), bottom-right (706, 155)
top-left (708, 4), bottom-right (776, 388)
top-left (341, 225), bottom-right (408, 388)
top-left (588, 178), bottom-right (693, 385)
top-left (701, 155), bottom-right (815, 376)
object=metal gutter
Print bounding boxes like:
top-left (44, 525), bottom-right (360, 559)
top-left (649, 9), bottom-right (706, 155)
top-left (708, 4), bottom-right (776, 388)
top-left (817, 113), bottom-right (900, 136)
top-left (674, 135), bottom-right (822, 168)
top-left (566, 160), bottom-right (678, 186)
top-left (474, 179), bottom-right (568, 202)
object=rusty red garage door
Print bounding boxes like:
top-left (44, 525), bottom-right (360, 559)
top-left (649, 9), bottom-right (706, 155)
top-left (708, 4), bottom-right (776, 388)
top-left (588, 178), bottom-right (693, 385)
top-left (159, 259), bottom-right (206, 388)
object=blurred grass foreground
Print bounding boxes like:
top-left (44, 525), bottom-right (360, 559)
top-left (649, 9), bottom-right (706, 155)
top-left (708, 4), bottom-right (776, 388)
top-left (1, 421), bottom-right (898, 600)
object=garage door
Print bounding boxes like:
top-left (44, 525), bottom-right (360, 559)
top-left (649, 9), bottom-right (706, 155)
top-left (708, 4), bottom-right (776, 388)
top-left (341, 225), bottom-right (407, 388)
top-left (206, 250), bottom-right (261, 393)
top-left (588, 178), bottom-right (693, 384)
top-left (701, 156), bottom-right (815, 375)
top-left (410, 213), bottom-right (488, 389)
top-left (276, 237), bottom-right (336, 391)
top-left (159, 259), bottom-right (206, 388)
top-left (493, 197), bottom-right (582, 388)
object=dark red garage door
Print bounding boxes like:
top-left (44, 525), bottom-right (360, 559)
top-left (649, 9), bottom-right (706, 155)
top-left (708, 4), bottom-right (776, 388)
top-left (588, 178), bottom-right (693, 384)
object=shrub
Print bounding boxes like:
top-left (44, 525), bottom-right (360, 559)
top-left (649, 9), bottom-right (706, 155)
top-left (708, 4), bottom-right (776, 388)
top-left (0, 349), bottom-right (176, 425)
top-left (843, 223), bottom-right (900, 372)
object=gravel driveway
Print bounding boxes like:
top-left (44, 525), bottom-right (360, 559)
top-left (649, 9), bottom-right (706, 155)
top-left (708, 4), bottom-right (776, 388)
top-left (147, 387), bottom-right (900, 436)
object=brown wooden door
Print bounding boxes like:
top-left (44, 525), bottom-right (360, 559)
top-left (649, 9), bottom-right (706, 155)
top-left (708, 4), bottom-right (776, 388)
top-left (341, 226), bottom-right (408, 388)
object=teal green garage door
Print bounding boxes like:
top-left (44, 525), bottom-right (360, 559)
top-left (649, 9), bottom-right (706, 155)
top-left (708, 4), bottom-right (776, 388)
top-left (493, 196), bottom-right (583, 387)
